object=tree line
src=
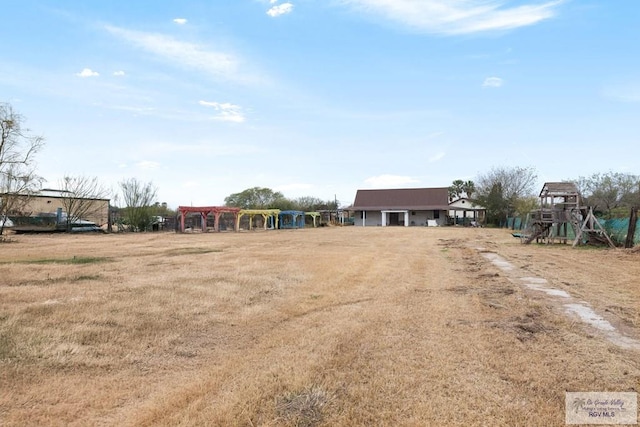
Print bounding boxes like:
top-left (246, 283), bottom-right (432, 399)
top-left (2, 102), bottom-right (639, 234)
top-left (223, 187), bottom-right (339, 212)
top-left (450, 166), bottom-right (640, 226)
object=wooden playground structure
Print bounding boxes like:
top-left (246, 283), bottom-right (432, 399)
top-left (520, 182), bottom-right (615, 247)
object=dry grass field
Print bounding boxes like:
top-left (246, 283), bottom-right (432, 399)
top-left (1, 227), bottom-right (638, 426)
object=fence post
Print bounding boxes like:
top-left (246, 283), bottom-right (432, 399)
top-left (624, 207), bottom-right (637, 249)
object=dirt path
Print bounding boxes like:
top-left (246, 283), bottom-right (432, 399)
top-left (468, 229), bottom-right (640, 347)
top-left (1, 228), bottom-right (638, 426)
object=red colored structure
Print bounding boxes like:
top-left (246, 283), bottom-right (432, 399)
top-left (177, 206), bottom-right (241, 232)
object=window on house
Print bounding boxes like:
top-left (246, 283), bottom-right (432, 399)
top-left (433, 210), bottom-right (440, 219)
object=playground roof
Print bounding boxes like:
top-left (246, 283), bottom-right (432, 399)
top-left (539, 182), bottom-right (580, 197)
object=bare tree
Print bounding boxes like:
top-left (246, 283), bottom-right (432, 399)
top-left (119, 178), bottom-right (157, 231)
top-left (58, 175), bottom-right (110, 231)
top-left (575, 172), bottom-right (640, 218)
top-left (0, 103), bottom-right (44, 237)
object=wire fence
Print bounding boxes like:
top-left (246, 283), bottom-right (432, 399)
top-left (506, 216), bottom-right (640, 245)
top-left (602, 218), bottom-right (640, 245)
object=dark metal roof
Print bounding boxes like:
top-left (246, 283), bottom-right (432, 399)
top-left (352, 187), bottom-right (450, 210)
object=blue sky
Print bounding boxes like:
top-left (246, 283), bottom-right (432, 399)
top-left (1, 0), bottom-right (639, 208)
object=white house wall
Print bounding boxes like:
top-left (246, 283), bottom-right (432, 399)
top-left (358, 211), bottom-right (382, 227)
top-left (356, 210), bottom-right (446, 226)
top-left (409, 212), bottom-right (430, 226)
top-left (414, 211), bottom-right (446, 226)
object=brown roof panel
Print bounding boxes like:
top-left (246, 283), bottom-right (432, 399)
top-left (352, 187), bottom-right (450, 210)
top-left (539, 182), bottom-right (580, 196)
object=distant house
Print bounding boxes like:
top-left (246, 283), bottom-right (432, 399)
top-left (351, 187), bottom-right (450, 227)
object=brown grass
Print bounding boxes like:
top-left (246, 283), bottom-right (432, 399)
top-left (0, 228), bottom-right (638, 426)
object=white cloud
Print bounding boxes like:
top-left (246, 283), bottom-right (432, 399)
top-left (364, 174), bottom-right (420, 188)
top-left (76, 68), bottom-right (99, 78)
top-left (136, 160), bottom-right (160, 170)
top-left (483, 76), bottom-right (503, 87)
top-left (267, 3), bottom-right (294, 17)
top-left (428, 151), bottom-right (446, 162)
top-left (199, 100), bottom-right (246, 123)
top-left (339, 0), bottom-right (563, 35)
top-left (173, 18), bottom-right (188, 25)
top-left (113, 70), bottom-right (126, 76)
top-left (105, 25), bottom-right (256, 84)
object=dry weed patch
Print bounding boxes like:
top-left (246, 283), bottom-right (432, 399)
top-left (0, 228), bottom-right (639, 426)
top-left (275, 385), bottom-right (334, 427)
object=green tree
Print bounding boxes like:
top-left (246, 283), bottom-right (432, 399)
top-left (478, 182), bottom-right (505, 225)
top-left (512, 196), bottom-right (539, 229)
top-left (0, 103), bottom-right (44, 237)
top-left (151, 201), bottom-right (175, 218)
top-left (513, 196), bottom-right (539, 218)
top-left (475, 166), bottom-right (538, 226)
top-left (290, 196), bottom-right (325, 211)
top-left (448, 179), bottom-right (476, 201)
top-left (224, 187), bottom-right (286, 209)
top-left (462, 180), bottom-right (476, 199)
top-left (448, 179), bottom-right (465, 201)
top-left (119, 178), bottom-right (157, 231)
top-left (271, 197), bottom-right (295, 211)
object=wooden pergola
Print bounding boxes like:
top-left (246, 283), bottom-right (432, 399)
top-left (305, 212), bottom-right (321, 227)
top-left (176, 207), bottom-right (324, 232)
top-left (279, 210), bottom-right (305, 229)
top-left (177, 206), bottom-right (241, 232)
top-left (236, 209), bottom-right (281, 231)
